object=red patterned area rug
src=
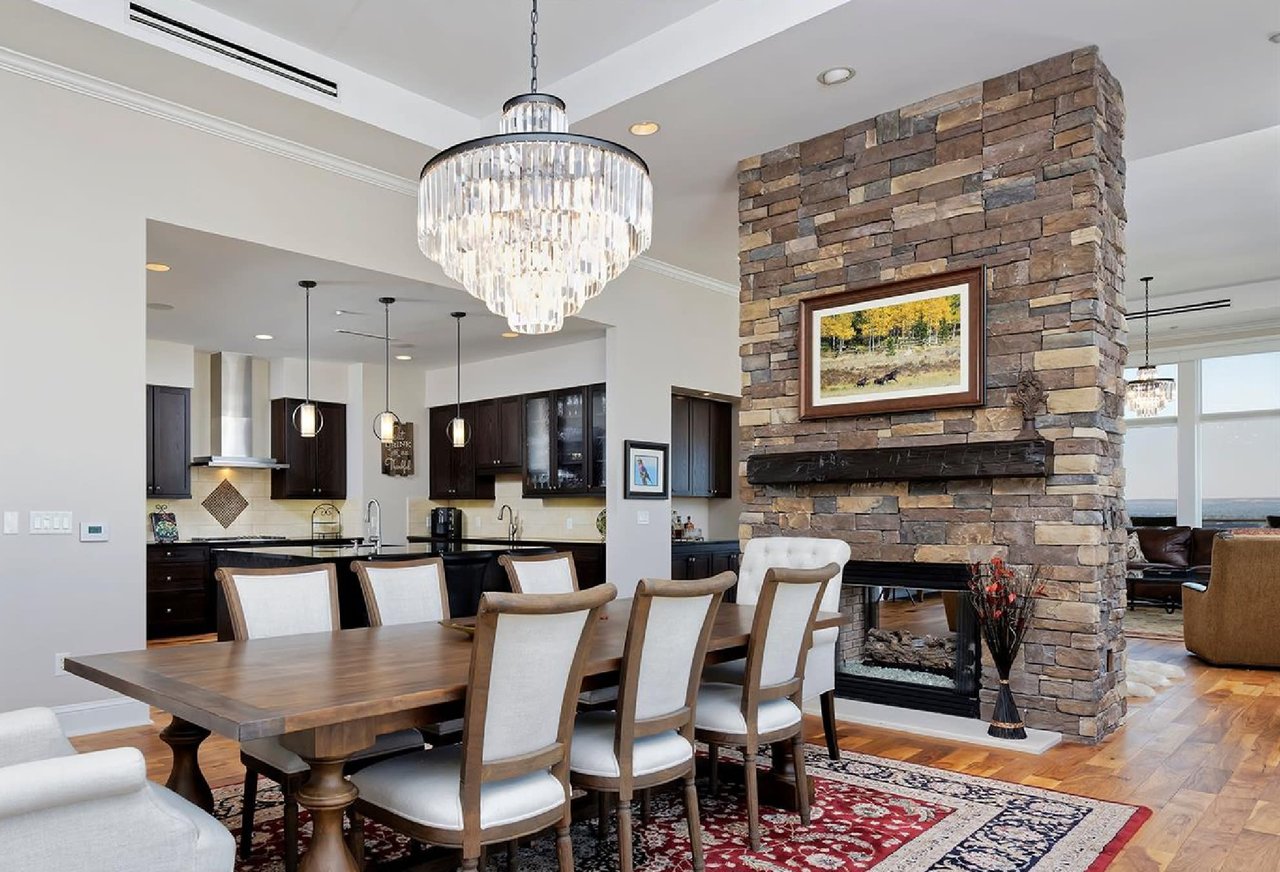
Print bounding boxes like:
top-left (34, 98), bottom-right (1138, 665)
top-left (218, 746), bottom-right (1148, 871)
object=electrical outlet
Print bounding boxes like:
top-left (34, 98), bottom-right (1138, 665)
top-left (565, 517), bottom-right (574, 530)
top-left (637, 510), bottom-right (650, 525)
top-left (54, 652), bottom-right (69, 676)
top-left (2, 512), bottom-right (17, 535)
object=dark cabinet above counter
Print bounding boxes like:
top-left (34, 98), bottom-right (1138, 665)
top-left (270, 397), bottom-right (347, 499)
top-left (146, 384), bottom-right (191, 499)
top-left (671, 394), bottom-right (733, 498)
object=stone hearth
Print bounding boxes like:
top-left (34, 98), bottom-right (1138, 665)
top-left (737, 48), bottom-right (1128, 742)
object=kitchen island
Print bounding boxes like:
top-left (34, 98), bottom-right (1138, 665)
top-left (211, 542), bottom-right (552, 637)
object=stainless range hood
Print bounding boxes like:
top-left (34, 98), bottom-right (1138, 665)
top-left (191, 352), bottom-right (288, 469)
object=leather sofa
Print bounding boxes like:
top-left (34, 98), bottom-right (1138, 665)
top-left (1183, 535), bottom-right (1280, 667)
top-left (1127, 526), bottom-right (1218, 607)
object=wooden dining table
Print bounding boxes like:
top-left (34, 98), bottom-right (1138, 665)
top-left (66, 597), bottom-right (845, 872)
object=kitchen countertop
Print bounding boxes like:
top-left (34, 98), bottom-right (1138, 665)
top-left (211, 542), bottom-right (551, 560)
top-left (408, 535), bottom-right (605, 547)
top-left (671, 539), bottom-right (738, 547)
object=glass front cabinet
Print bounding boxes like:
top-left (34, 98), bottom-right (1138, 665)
top-left (523, 383), bottom-right (606, 496)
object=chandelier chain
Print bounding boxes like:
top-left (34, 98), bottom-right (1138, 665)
top-left (529, 0), bottom-right (539, 92)
top-left (1142, 277), bottom-right (1151, 367)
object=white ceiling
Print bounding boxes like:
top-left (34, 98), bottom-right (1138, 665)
top-left (145, 221), bottom-right (606, 367)
top-left (14, 0), bottom-right (1280, 326)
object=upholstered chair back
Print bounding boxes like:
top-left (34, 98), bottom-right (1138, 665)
top-left (354, 557), bottom-right (449, 626)
top-left (215, 564), bottom-right (340, 640)
top-left (737, 537), bottom-right (850, 616)
top-left (624, 574), bottom-right (735, 724)
top-left (463, 585), bottom-right (617, 777)
top-left (499, 552), bottom-right (579, 594)
top-left (748, 566), bottom-right (837, 691)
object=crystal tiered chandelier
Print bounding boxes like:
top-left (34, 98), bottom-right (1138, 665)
top-left (1126, 275), bottom-right (1175, 417)
top-left (417, 0), bottom-right (652, 335)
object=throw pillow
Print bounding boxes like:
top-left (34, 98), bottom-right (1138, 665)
top-left (1127, 531), bottom-right (1145, 563)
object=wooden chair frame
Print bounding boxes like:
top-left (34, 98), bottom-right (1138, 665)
top-left (498, 551), bottom-right (580, 594)
top-left (352, 556), bottom-right (450, 626)
top-left (697, 564), bottom-right (837, 851)
top-left (570, 572), bottom-right (734, 872)
top-left (351, 583), bottom-right (617, 871)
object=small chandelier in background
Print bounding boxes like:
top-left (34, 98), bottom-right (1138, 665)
top-left (417, 0), bottom-right (653, 335)
top-left (372, 297), bottom-right (401, 444)
top-left (1126, 275), bottom-right (1175, 417)
top-left (292, 280), bottom-right (323, 438)
top-left (448, 312), bottom-right (470, 448)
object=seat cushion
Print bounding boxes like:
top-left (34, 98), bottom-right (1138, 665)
top-left (1135, 527), bottom-right (1192, 568)
top-left (350, 745), bottom-right (566, 831)
top-left (569, 711), bottom-right (694, 779)
top-left (694, 683), bottom-right (802, 737)
top-left (146, 783), bottom-right (237, 872)
top-left (242, 728), bottom-right (425, 776)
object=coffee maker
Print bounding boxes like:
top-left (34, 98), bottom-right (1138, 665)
top-left (430, 507), bottom-right (463, 541)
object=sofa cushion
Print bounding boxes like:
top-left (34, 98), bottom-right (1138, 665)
top-left (1135, 527), bottom-right (1192, 568)
top-left (1126, 531), bottom-right (1145, 563)
top-left (1190, 528), bottom-right (1220, 566)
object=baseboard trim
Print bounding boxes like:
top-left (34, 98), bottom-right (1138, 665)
top-left (53, 698), bottom-right (151, 737)
top-left (804, 696), bottom-right (1062, 755)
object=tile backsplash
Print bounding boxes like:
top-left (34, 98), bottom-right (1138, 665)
top-left (409, 475), bottom-right (605, 542)
top-left (144, 467), bottom-right (346, 541)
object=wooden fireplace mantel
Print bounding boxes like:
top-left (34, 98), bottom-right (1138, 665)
top-left (746, 438), bottom-right (1050, 485)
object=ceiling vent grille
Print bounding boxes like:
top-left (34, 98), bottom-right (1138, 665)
top-left (128, 3), bottom-right (338, 98)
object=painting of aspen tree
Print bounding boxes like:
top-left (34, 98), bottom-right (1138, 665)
top-left (799, 268), bottom-right (985, 419)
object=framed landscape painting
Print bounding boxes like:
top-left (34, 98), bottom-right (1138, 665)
top-left (799, 266), bottom-right (985, 419)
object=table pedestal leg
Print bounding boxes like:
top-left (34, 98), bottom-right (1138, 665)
top-left (159, 716), bottom-right (213, 813)
top-left (296, 757), bottom-right (360, 872)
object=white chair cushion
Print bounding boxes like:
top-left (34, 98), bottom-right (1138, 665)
top-left (705, 624), bottom-right (838, 699)
top-left (229, 569), bottom-right (335, 639)
top-left (736, 537), bottom-right (851, 615)
top-left (568, 711), bottom-right (694, 779)
top-left (694, 683), bottom-right (802, 737)
top-left (363, 563), bottom-right (446, 624)
top-left (146, 782), bottom-right (237, 872)
top-left (242, 729), bottom-right (425, 776)
top-left (350, 745), bottom-right (565, 831)
top-left (509, 558), bottom-right (575, 594)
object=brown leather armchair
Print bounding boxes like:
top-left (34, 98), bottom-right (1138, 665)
top-left (1183, 535), bottom-right (1280, 667)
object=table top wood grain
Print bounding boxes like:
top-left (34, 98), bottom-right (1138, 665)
top-left (66, 599), bottom-right (844, 743)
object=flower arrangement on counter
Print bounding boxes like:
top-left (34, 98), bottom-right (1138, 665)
top-left (968, 557), bottom-right (1044, 739)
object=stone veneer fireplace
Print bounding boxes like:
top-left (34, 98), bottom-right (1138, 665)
top-left (737, 48), bottom-right (1129, 742)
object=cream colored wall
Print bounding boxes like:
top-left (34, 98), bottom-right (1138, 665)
top-left (408, 475), bottom-right (604, 543)
top-left (144, 467), bottom-right (345, 541)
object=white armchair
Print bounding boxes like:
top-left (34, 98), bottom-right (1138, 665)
top-left (0, 707), bottom-right (235, 872)
top-left (706, 537), bottom-right (851, 758)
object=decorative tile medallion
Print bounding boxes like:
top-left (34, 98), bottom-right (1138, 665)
top-left (202, 478), bottom-right (249, 528)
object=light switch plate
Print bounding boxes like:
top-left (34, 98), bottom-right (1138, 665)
top-left (636, 510), bottom-right (650, 525)
top-left (2, 512), bottom-right (17, 535)
top-left (30, 511), bottom-right (73, 534)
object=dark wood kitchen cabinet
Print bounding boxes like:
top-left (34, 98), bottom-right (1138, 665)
top-left (523, 383), bottom-right (606, 496)
top-left (270, 398), bottom-right (347, 499)
top-left (146, 384), bottom-right (191, 499)
top-left (671, 541), bottom-right (740, 592)
top-left (671, 394), bottom-right (733, 498)
top-left (147, 543), bottom-right (211, 638)
top-left (473, 394), bottom-right (524, 471)
top-left (429, 403), bottom-right (495, 500)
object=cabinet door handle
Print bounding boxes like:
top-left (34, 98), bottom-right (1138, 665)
top-left (165, 575), bottom-right (172, 582)
top-left (165, 608), bottom-right (173, 615)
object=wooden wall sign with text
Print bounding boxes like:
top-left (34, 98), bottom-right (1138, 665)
top-left (381, 422), bottom-right (415, 477)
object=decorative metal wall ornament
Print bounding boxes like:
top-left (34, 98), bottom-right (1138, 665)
top-left (1010, 370), bottom-right (1047, 436)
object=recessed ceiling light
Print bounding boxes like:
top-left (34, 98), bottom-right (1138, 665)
top-left (501, 331), bottom-right (520, 339)
top-left (254, 334), bottom-right (274, 341)
top-left (629, 121), bottom-right (660, 136)
top-left (395, 354), bottom-right (413, 361)
top-left (145, 262), bottom-right (171, 272)
top-left (146, 302), bottom-right (174, 311)
top-left (1270, 31), bottom-right (1280, 44)
top-left (817, 66), bottom-right (856, 86)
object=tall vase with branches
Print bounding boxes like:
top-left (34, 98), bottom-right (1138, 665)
top-left (969, 558), bottom-right (1043, 740)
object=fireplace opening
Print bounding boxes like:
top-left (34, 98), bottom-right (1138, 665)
top-left (835, 561), bottom-right (981, 717)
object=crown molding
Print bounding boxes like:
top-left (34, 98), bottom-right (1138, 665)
top-left (0, 45), bottom-right (738, 298)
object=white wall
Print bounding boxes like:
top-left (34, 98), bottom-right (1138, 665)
top-left (145, 339), bottom-right (195, 387)
top-left (423, 338), bottom-right (607, 406)
top-left (356, 362), bottom-right (429, 544)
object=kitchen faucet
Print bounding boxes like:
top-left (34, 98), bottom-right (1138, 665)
top-left (497, 504), bottom-right (517, 542)
top-left (364, 499), bottom-right (382, 550)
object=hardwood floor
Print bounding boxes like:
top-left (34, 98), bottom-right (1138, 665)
top-left (72, 636), bottom-right (1280, 869)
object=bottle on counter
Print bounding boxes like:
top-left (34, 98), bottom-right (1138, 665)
top-left (684, 516), bottom-right (695, 538)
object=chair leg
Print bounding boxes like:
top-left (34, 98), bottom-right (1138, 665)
top-left (616, 796), bottom-right (634, 872)
top-left (640, 788), bottom-right (651, 826)
top-left (556, 821), bottom-right (574, 872)
top-left (683, 773), bottom-right (705, 872)
top-left (283, 792), bottom-right (300, 872)
top-left (461, 856), bottom-right (480, 872)
top-left (792, 735), bottom-right (812, 826)
top-left (596, 790), bottom-right (609, 841)
top-left (238, 769), bottom-right (258, 860)
top-left (346, 808), bottom-right (365, 869)
top-left (506, 838), bottom-right (519, 872)
top-left (708, 743), bottom-right (720, 792)
top-left (820, 690), bottom-right (840, 760)
top-left (744, 751), bottom-right (761, 851)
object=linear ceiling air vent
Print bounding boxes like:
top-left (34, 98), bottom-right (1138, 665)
top-left (128, 4), bottom-right (338, 98)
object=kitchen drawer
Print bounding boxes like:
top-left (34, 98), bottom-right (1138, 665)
top-left (147, 563), bottom-right (207, 591)
top-left (148, 545), bottom-right (209, 564)
top-left (147, 589), bottom-right (209, 631)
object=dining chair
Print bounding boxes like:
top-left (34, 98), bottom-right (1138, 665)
top-left (695, 564), bottom-right (838, 851)
top-left (498, 551), bottom-right (579, 593)
top-left (354, 556), bottom-right (450, 625)
top-left (569, 572), bottom-right (735, 872)
top-left (703, 537), bottom-right (851, 759)
top-left (349, 583), bottom-right (619, 871)
top-left (0, 706), bottom-right (236, 872)
top-left (215, 564), bottom-right (425, 872)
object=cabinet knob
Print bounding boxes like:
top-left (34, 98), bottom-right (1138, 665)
top-left (165, 608), bottom-right (173, 614)
top-left (165, 575), bottom-right (172, 582)
top-left (165, 551), bottom-right (173, 558)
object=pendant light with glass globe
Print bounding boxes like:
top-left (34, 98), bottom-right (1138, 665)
top-left (372, 296), bottom-right (401, 443)
top-left (292, 280), bottom-right (323, 438)
top-left (448, 312), bottom-right (470, 448)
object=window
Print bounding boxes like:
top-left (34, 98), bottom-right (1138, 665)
top-left (1124, 423), bottom-right (1177, 521)
top-left (1202, 352), bottom-right (1280, 414)
top-left (1200, 352), bottom-right (1280, 526)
